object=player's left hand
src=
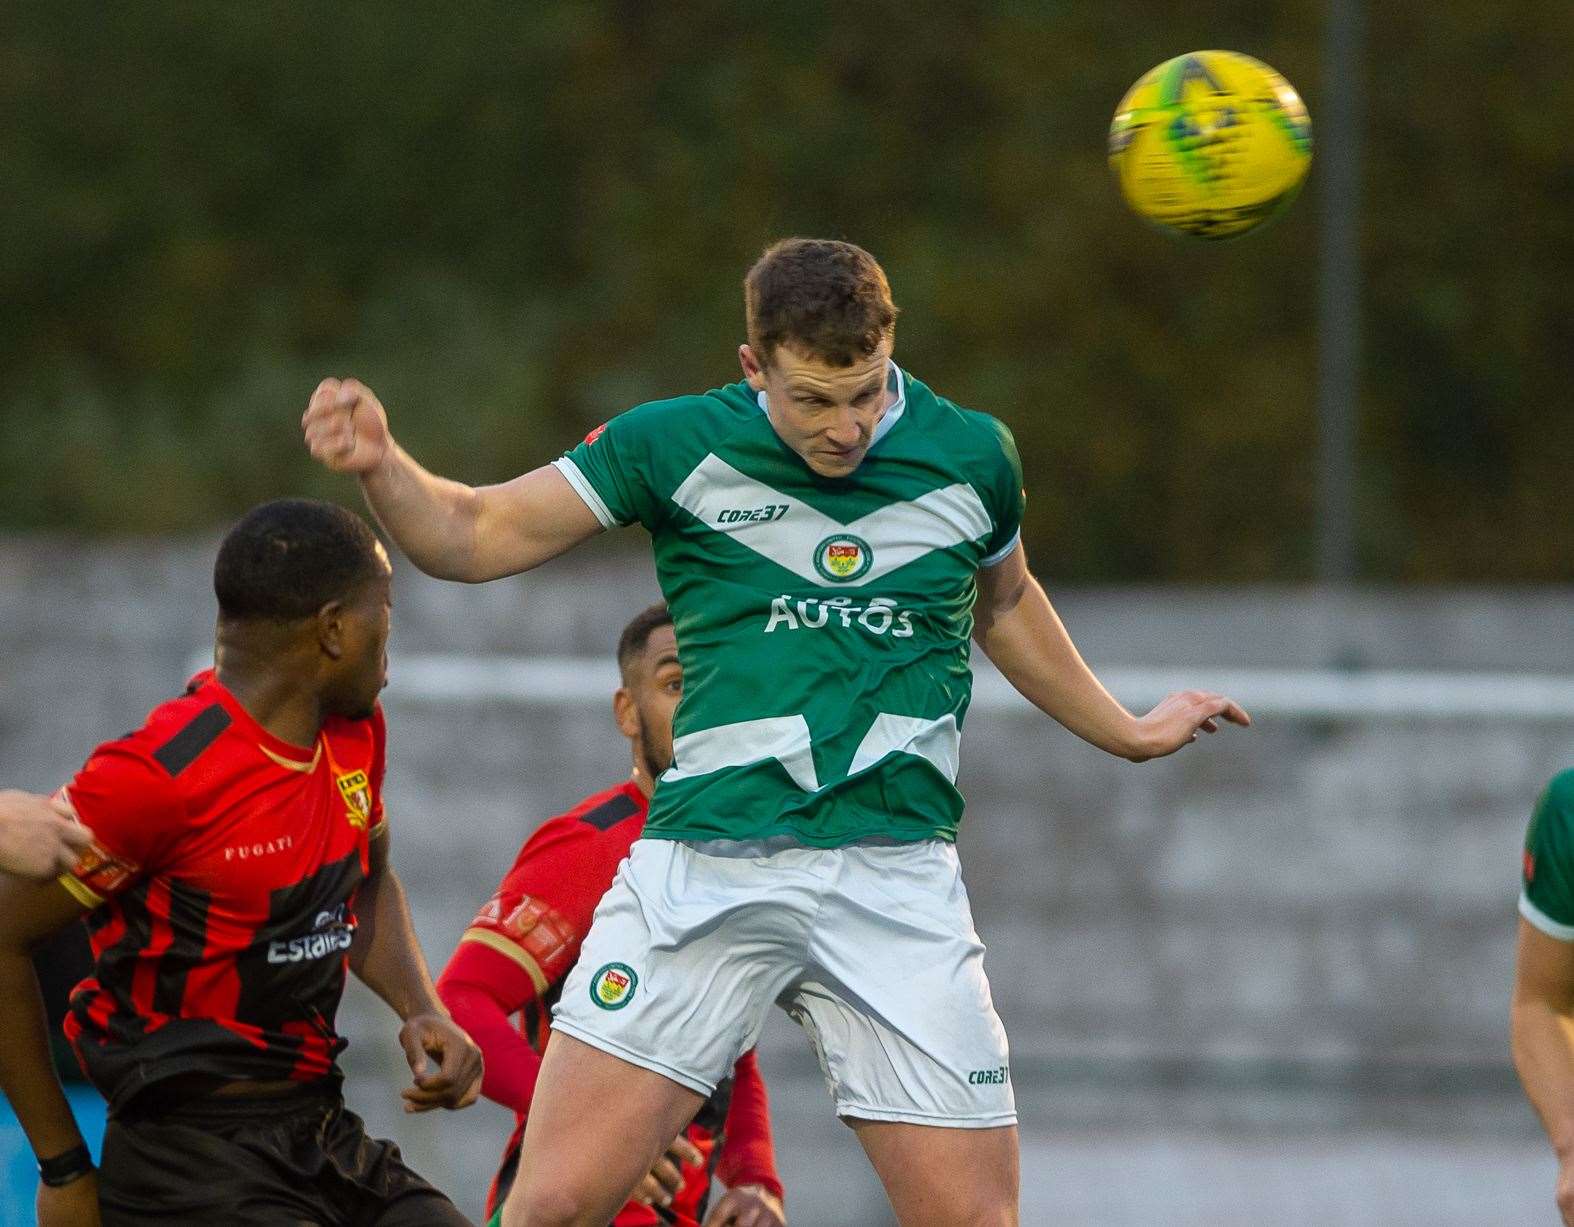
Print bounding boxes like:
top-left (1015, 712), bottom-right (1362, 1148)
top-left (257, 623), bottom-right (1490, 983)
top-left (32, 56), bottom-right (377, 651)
top-left (1128, 690), bottom-right (1251, 761)
top-left (398, 1012), bottom-right (483, 1112)
top-left (702, 1183), bottom-right (787, 1227)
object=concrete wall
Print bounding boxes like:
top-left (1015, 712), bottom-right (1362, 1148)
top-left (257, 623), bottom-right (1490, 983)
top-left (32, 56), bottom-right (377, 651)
top-left (2, 535), bottom-right (1566, 1222)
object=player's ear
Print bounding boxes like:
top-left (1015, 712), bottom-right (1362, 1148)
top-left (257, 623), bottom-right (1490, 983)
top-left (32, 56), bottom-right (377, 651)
top-left (612, 687), bottom-right (640, 740)
top-left (316, 599), bottom-right (346, 661)
top-left (739, 344), bottom-right (767, 392)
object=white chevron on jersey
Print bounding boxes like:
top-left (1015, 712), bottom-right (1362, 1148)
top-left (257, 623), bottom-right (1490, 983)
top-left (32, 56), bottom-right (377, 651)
top-left (662, 711), bottom-right (960, 796)
top-left (668, 454), bottom-right (994, 588)
top-left (662, 714), bottom-right (821, 793)
top-left (848, 712), bottom-right (961, 783)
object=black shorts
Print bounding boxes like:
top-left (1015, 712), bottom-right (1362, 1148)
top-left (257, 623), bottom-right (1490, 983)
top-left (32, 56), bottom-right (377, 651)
top-left (97, 1083), bottom-right (472, 1227)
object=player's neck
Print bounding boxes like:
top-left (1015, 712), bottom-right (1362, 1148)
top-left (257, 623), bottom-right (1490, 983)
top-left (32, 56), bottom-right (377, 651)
top-left (214, 643), bottom-right (326, 751)
top-left (630, 761), bottom-right (656, 800)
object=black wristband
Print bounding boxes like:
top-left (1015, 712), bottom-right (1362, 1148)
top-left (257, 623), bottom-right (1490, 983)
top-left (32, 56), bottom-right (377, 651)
top-left (37, 1142), bottom-right (94, 1188)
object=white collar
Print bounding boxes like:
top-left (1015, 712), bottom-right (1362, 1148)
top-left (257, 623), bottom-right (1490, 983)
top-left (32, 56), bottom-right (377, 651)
top-left (756, 361), bottom-right (907, 447)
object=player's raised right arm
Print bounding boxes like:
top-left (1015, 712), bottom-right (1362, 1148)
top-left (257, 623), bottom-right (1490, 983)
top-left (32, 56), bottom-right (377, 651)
top-left (302, 377), bottom-right (604, 582)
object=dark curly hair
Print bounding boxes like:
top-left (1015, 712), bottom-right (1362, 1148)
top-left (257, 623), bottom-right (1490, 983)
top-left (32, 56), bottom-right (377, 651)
top-left (214, 499), bottom-right (384, 622)
top-left (616, 602), bottom-right (674, 680)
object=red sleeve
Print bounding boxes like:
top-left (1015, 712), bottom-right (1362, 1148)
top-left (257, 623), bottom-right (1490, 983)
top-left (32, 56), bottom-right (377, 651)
top-left (435, 815), bottom-right (627, 1114)
top-left (457, 817), bottom-right (624, 985)
top-left (436, 941), bottom-right (544, 1116)
top-left (716, 1048), bottom-right (783, 1200)
top-left (58, 739), bottom-right (184, 906)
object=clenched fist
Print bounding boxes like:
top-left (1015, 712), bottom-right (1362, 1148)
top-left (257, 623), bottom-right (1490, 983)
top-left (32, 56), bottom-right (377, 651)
top-left (302, 378), bottom-right (391, 475)
top-left (398, 1013), bottom-right (484, 1113)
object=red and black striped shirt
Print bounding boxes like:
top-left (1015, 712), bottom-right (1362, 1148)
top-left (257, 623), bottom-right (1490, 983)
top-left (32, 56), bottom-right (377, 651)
top-left (58, 671), bottom-right (386, 1113)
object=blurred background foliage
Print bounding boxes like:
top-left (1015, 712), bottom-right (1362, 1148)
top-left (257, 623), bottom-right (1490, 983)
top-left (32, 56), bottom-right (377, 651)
top-left (1, 1), bottom-right (1568, 578)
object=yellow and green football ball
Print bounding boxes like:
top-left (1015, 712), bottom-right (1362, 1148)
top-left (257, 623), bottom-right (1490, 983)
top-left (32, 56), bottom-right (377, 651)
top-left (1109, 50), bottom-right (1313, 240)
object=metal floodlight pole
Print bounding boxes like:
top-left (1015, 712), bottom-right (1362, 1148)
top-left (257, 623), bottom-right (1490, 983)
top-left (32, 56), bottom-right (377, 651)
top-left (1316, 0), bottom-right (1365, 583)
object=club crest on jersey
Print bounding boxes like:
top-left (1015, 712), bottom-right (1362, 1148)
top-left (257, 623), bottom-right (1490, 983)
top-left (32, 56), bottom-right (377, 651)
top-left (814, 533), bottom-right (873, 583)
top-left (336, 769), bottom-right (373, 830)
top-left (69, 840), bottom-right (137, 900)
top-left (589, 962), bottom-right (638, 1010)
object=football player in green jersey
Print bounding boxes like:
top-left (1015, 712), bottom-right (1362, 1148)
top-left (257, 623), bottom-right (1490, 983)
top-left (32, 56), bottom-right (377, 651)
top-left (303, 238), bottom-right (1249, 1227)
top-left (1513, 769), bottom-right (1574, 1226)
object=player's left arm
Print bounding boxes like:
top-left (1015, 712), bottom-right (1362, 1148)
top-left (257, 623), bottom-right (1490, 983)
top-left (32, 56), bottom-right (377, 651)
top-left (972, 541), bottom-right (1249, 761)
top-left (350, 830), bottom-right (483, 1113)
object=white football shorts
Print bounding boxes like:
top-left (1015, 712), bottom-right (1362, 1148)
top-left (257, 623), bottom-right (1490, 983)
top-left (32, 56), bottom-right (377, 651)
top-left (552, 836), bottom-right (1015, 1128)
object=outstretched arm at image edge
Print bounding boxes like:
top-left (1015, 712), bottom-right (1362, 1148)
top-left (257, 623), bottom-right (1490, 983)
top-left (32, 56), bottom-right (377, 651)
top-left (1512, 918), bottom-right (1574, 1225)
top-left (0, 877), bottom-right (100, 1225)
top-left (0, 792), bottom-right (93, 881)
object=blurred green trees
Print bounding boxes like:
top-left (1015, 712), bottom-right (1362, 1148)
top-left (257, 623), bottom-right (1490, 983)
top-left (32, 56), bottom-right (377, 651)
top-left (2, 2), bottom-right (1568, 579)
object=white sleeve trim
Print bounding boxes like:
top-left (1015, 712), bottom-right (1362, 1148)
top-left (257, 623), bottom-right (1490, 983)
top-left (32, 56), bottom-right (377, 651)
top-left (1520, 891), bottom-right (1574, 942)
top-left (551, 456), bottom-right (621, 530)
top-left (979, 528), bottom-right (1021, 568)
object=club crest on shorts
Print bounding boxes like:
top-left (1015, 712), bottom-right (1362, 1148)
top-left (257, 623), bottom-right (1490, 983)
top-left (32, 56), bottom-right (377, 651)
top-left (336, 769), bottom-right (373, 830)
top-left (814, 533), bottom-right (873, 583)
top-left (589, 962), bottom-right (638, 1010)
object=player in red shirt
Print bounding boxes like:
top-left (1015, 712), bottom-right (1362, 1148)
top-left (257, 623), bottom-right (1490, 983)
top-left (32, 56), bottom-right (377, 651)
top-left (0, 499), bottom-right (484, 1227)
top-left (437, 604), bottom-right (786, 1227)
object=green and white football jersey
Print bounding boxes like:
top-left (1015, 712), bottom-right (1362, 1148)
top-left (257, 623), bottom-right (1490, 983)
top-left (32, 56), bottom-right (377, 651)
top-left (1521, 769), bottom-right (1574, 940)
top-left (555, 364), bottom-right (1025, 847)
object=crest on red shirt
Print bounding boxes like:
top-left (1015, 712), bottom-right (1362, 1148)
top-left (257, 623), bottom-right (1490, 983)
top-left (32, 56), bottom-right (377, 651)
top-left (336, 770), bottom-right (372, 830)
top-left (70, 839), bottom-right (138, 899)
